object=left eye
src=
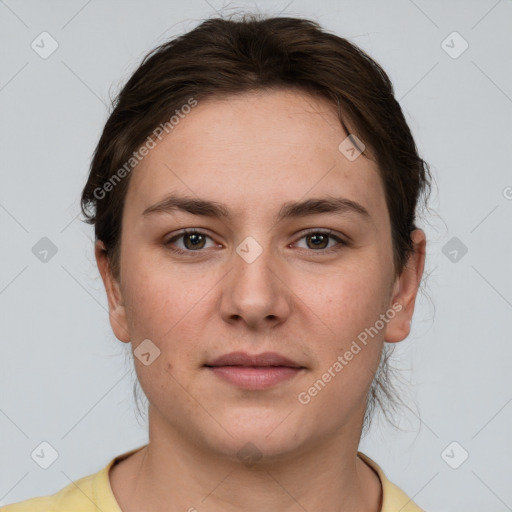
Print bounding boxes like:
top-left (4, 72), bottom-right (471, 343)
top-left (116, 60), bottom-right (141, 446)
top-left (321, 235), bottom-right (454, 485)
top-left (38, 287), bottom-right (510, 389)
top-left (294, 231), bottom-right (345, 251)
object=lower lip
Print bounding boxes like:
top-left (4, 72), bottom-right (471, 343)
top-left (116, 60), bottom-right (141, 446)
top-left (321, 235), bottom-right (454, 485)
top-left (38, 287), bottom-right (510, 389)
top-left (206, 366), bottom-right (302, 389)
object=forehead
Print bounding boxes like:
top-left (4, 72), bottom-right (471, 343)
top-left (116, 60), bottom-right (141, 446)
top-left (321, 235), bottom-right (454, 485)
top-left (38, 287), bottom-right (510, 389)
top-left (125, 88), bottom-right (386, 224)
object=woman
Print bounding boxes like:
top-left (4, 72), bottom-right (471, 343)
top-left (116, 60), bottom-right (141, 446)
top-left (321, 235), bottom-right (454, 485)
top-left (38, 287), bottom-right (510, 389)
top-left (3, 14), bottom-right (430, 512)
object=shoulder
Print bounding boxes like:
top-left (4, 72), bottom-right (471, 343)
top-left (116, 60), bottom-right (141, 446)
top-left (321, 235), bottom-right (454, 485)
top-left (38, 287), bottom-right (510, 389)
top-left (2, 447), bottom-right (146, 512)
top-left (358, 451), bottom-right (425, 512)
top-left (1, 471), bottom-right (98, 512)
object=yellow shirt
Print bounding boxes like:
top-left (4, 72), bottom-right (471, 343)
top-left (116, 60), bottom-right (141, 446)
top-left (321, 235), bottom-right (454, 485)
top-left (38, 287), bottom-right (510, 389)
top-left (2, 446), bottom-right (424, 511)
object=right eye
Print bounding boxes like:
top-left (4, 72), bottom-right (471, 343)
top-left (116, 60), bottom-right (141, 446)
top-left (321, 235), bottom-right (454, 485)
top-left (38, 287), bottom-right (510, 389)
top-left (164, 229), bottom-right (219, 254)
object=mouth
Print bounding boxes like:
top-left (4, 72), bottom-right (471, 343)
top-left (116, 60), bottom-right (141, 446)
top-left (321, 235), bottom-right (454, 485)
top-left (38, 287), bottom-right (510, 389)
top-left (204, 351), bottom-right (306, 390)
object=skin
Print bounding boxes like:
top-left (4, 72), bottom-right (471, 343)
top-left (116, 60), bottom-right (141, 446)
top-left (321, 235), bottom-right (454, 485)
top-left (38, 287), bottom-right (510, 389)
top-left (96, 88), bottom-right (426, 512)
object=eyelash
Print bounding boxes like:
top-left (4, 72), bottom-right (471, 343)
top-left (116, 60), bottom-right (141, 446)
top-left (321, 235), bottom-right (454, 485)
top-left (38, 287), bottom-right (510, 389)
top-left (164, 229), bottom-right (348, 256)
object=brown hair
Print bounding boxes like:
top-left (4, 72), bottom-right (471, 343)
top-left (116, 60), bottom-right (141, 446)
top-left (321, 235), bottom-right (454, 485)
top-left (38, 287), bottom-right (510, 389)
top-left (81, 13), bottom-right (432, 434)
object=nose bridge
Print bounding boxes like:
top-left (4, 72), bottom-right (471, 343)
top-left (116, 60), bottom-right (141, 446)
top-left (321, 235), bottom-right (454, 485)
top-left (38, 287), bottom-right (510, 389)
top-left (233, 233), bottom-right (277, 297)
top-left (220, 232), bottom-right (290, 326)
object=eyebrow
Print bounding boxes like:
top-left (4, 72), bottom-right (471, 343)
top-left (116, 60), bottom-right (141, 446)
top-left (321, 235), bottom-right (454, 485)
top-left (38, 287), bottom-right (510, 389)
top-left (142, 193), bottom-right (371, 223)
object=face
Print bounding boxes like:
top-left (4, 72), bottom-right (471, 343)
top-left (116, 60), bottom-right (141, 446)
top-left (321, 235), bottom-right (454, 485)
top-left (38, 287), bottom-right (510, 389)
top-left (97, 88), bottom-right (425, 462)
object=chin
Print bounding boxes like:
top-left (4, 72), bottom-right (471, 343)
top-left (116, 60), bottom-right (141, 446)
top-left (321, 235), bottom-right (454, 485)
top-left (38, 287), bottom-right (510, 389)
top-left (200, 412), bottom-right (313, 464)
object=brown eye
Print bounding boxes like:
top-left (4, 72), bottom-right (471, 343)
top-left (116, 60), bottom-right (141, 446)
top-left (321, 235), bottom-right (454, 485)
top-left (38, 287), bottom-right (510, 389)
top-left (305, 233), bottom-right (330, 249)
top-left (294, 230), bottom-right (347, 255)
top-left (182, 232), bottom-right (207, 250)
top-left (165, 230), bottom-right (216, 253)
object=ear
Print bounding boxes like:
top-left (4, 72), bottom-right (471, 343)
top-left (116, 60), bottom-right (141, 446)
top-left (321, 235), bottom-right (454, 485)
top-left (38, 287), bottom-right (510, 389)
top-left (383, 229), bottom-right (426, 343)
top-left (95, 240), bottom-right (130, 343)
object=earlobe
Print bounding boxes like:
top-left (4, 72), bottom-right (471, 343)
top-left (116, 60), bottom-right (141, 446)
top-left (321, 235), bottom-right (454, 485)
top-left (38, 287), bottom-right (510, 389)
top-left (94, 240), bottom-right (131, 343)
top-left (383, 229), bottom-right (426, 343)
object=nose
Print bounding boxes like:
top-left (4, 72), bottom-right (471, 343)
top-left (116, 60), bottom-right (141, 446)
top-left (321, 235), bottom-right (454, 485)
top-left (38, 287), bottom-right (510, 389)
top-left (219, 238), bottom-right (292, 330)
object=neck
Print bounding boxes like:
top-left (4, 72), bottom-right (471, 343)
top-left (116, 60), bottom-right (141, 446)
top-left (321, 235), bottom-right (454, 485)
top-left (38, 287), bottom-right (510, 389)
top-left (110, 409), bottom-right (382, 512)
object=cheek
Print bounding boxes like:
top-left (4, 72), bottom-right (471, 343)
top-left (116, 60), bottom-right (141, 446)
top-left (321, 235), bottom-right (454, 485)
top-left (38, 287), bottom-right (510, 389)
top-left (299, 287), bottom-right (385, 415)
top-left (121, 264), bottom-right (205, 396)
top-left (120, 254), bottom-right (206, 343)
top-left (296, 259), bottom-right (391, 393)
top-left (299, 260), bottom-right (391, 338)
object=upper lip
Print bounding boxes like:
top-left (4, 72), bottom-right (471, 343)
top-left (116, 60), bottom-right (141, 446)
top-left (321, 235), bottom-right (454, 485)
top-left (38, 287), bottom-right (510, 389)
top-left (205, 351), bottom-right (304, 368)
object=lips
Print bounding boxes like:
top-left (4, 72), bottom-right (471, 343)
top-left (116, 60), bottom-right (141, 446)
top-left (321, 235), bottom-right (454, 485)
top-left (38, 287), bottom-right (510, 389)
top-left (205, 351), bottom-right (304, 369)
top-left (204, 351), bottom-right (305, 389)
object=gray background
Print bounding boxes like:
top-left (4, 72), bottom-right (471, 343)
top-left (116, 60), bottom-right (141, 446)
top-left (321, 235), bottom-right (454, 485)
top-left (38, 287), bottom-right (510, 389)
top-left (1, 0), bottom-right (511, 510)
